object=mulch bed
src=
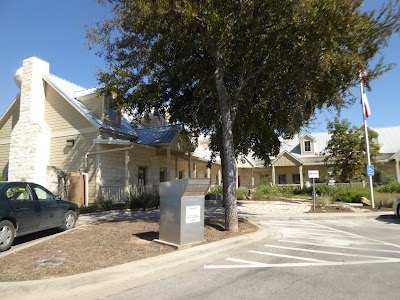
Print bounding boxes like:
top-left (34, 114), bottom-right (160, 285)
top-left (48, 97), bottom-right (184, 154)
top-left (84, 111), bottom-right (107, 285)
top-left (0, 218), bottom-right (257, 282)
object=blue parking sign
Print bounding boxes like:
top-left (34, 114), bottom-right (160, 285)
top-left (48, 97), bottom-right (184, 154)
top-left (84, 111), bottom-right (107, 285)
top-left (367, 165), bottom-right (375, 176)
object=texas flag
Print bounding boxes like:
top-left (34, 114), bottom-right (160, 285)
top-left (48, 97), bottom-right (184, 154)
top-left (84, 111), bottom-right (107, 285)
top-left (362, 92), bottom-right (371, 118)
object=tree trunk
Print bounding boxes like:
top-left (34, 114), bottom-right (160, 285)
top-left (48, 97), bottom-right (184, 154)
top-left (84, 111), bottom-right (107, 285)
top-left (220, 111), bottom-right (239, 232)
top-left (215, 51), bottom-right (239, 232)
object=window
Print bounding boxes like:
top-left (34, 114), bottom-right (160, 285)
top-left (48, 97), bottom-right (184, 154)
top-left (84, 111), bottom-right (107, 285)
top-left (292, 174), bottom-right (300, 184)
top-left (304, 141), bottom-right (311, 152)
top-left (104, 96), bottom-right (121, 127)
top-left (159, 169), bottom-right (166, 183)
top-left (33, 186), bottom-right (54, 201)
top-left (138, 167), bottom-right (146, 185)
top-left (5, 186), bottom-right (32, 201)
top-left (278, 175), bottom-right (287, 184)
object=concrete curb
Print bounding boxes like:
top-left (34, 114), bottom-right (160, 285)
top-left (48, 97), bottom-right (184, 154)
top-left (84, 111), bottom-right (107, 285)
top-left (240, 212), bottom-right (397, 221)
top-left (0, 222), bottom-right (272, 300)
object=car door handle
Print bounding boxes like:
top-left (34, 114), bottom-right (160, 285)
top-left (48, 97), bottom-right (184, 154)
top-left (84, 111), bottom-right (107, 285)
top-left (15, 207), bottom-right (30, 210)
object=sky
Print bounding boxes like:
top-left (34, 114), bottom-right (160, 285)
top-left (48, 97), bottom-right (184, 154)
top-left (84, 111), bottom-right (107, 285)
top-left (0, 0), bottom-right (399, 133)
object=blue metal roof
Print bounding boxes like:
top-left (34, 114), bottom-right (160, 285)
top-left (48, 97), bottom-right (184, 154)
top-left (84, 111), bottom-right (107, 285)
top-left (135, 124), bottom-right (182, 146)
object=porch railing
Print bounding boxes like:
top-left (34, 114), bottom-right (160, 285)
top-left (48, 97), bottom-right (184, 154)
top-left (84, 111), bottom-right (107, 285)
top-left (100, 185), bottom-right (159, 204)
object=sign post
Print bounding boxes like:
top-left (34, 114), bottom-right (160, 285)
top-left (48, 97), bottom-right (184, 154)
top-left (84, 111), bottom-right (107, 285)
top-left (360, 71), bottom-right (375, 208)
top-left (308, 170), bottom-right (319, 211)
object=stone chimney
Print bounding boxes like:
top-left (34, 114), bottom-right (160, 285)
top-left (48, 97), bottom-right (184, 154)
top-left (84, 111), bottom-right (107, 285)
top-left (8, 57), bottom-right (51, 186)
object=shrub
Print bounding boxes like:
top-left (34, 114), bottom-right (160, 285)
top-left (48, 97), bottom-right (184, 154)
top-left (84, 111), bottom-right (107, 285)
top-left (374, 193), bottom-right (400, 208)
top-left (79, 204), bottom-right (100, 214)
top-left (315, 196), bottom-right (333, 207)
top-left (208, 185), bottom-right (223, 195)
top-left (127, 192), bottom-right (160, 210)
top-left (376, 180), bottom-right (400, 193)
top-left (236, 187), bottom-right (248, 200)
top-left (332, 187), bottom-right (369, 203)
top-left (97, 200), bottom-right (113, 211)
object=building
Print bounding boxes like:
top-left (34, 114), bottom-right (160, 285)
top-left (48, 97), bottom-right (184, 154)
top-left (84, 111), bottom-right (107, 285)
top-left (0, 57), bottom-right (221, 205)
top-left (1, 57), bottom-right (399, 205)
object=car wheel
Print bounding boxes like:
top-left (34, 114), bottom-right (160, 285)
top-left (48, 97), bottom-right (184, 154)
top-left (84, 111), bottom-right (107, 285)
top-left (397, 204), bottom-right (400, 217)
top-left (60, 210), bottom-right (77, 231)
top-left (0, 220), bottom-right (15, 252)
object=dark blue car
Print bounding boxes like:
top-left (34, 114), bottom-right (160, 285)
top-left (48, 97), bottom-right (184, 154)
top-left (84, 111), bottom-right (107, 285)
top-left (0, 182), bottom-right (79, 252)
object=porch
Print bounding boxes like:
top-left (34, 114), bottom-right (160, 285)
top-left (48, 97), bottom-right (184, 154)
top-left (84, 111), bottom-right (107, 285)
top-left (100, 184), bottom-right (159, 204)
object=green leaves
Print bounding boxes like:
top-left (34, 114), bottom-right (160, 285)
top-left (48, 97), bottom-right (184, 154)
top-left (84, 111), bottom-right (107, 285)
top-left (324, 117), bottom-right (380, 183)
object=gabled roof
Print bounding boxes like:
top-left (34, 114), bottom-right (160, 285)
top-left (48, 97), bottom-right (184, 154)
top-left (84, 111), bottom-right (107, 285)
top-left (299, 133), bottom-right (316, 141)
top-left (278, 125), bottom-right (400, 160)
top-left (271, 150), bottom-right (302, 165)
top-left (43, 74), bottom-right (138, 139)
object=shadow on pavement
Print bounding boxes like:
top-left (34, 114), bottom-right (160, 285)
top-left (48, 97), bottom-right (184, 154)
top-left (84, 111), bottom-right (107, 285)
top-left (12, 228), bottom-right (62, 247)
top-left (375, 214), bottom-right (400, 224)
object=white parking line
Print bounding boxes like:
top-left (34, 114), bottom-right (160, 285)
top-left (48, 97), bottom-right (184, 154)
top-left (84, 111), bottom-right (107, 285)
top-left (281, 236), bottom-right (382, 244)
top-left (263, 244), bottom-right (397, 260)
top-left (248, 250), bottom-right (327, 262)
top-left (280, 240), bottom-right (400, 254)
top-left (300, 220), bottom-right (400, 249)
top-left (204, 220), bottom-right (400, 270)
top-left (205, 259), bottom-right (400, 269)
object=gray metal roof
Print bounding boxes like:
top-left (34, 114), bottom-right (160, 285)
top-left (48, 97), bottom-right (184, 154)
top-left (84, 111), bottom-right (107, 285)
top-left (279, 126), bottom-right (400, 160)
top-left (135, 124), bottom-right (182, 146)
top-left (43, 74), bottom-right (184, 146)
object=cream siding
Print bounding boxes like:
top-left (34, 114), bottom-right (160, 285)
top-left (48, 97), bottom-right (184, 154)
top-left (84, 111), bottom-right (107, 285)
top-left (0, 102), bottom-right (20, 178)
top-left (79, 95), bottom-right (103, 120)
top-left (45, 84), bottom-right (94, 131)
top-left (274, 154), bottom-right (300, 167)
top-left (44, 83), bottom-right (100, 202)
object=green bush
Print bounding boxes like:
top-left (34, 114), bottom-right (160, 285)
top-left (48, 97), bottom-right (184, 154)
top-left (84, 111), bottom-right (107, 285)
top-left (127, 193), bottom-right (160, 210)
top-left (79, 204), bottom-right (100, 214)
top-left (208, 185), bottom-right (223, 194)
top-left (236, 187), bottom-right (248, 200)
top-left (376, 180), bottom-right (400, 193)
top-left (97, 200), bottom-right (113, 211)
top-left (331, 187), bottom-right (369, 203)
top-left (253, 182), bottom-right (296, 199)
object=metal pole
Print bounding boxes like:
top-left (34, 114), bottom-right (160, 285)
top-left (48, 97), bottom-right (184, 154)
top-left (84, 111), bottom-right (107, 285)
top-left (360, 73), bottom-right (375, 208)
top-left (312, 178), bottom-right (316, 212)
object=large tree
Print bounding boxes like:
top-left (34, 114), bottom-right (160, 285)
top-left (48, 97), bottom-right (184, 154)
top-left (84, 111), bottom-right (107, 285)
top-left (87, 0), bottom-right (400, 231)
top-left (324, 118), bottom-right (380, 183)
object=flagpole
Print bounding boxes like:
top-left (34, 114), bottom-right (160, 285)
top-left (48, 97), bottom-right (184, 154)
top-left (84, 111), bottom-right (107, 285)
top-left (360, 72), bottom-right (375, 208)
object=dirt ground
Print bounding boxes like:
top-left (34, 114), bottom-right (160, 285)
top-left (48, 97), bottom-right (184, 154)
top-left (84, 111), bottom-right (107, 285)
top-left (0, 218), bottom-right (257, 282)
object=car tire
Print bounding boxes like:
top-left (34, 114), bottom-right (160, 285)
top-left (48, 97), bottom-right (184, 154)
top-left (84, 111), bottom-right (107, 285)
top-left (60, 210), bottom-right (77, 231)
top-left (397, 204), bottom-right (400, 217)
top-left (0, 220), bottom-right (15, 252)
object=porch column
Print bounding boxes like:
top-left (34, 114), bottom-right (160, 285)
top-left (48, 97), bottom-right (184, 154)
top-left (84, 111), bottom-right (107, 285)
top-left (396, 158), bottom-right (400, 183)
top-left (299, 165), bottom-right (303, 189)
top-left (166, 146), bottom-right (171, 181)
top-left (124, 149), bottom-right (130, 187)
top-left (207, 166), bottom-right (211, 184)
top-left (124, 149), bottom-right (130, 198)
top-left (272, 164), bottom-right (276, 185)
top-left (251, 168), bottom-right (255, 189)
top-left (218, 168), bottom-right (222, 185)
top-left (175, 155), bottom-right (178, 179)
top-left (188, 153), bottom-right (192, 178)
